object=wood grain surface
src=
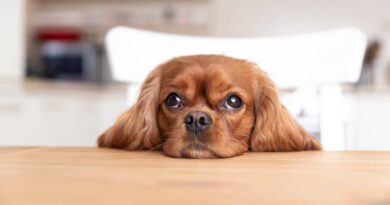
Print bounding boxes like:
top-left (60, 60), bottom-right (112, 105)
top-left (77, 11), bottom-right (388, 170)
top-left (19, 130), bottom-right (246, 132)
top-left (0, 147), bottom-right (389, 205)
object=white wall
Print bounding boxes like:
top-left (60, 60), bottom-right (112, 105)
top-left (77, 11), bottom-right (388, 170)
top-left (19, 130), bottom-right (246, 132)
top-left (0, 0), bottom-right (25, 81)
top-left (210, 0), bottom-right (390, 85)
top-left (210, 0), bottom-right (390, 37)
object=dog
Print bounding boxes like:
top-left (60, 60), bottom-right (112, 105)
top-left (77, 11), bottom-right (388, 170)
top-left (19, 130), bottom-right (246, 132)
top-left (98, 55), bottom-right (321, 158)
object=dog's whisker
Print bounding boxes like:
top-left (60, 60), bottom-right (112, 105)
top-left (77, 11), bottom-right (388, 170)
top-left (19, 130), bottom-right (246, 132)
top-left (129, 143), bottom-right (164, 158)
top-left (230, 136), bottom-right (250, 152)
top-left (146, 143), bottom-right (163, 153)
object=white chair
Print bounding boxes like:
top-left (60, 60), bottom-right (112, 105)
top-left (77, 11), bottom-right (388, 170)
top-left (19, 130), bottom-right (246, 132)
top-left (105, 26), bottom-right (367, 151)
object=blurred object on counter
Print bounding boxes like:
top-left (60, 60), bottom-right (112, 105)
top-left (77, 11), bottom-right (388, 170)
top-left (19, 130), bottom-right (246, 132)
top-left (357, 40), bottom-right (381, 86)
top-left (39, 27), bottom-right (82, 79)
top-left (28, 27), bottom-right (104, 82)
top-left (386, 63), bottom-right (390, 85)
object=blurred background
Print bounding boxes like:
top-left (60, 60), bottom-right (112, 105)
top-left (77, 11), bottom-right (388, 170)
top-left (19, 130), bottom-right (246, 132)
top-left (0, 0), bottom-right (389, 150)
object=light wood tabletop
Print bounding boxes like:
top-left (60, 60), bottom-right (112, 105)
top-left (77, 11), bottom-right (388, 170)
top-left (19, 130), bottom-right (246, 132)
top-left (0, 147), bottom-right (389, 205)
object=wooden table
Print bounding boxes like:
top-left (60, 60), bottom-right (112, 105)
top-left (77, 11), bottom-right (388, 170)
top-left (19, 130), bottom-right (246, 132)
top-left (0, 147), bottom-right (389, 205)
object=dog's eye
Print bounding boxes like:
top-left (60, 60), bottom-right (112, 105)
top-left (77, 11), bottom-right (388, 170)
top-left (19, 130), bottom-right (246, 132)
top-left (221, 95), bottom-right (242, 110)
top-left (165, 93), bottom-right (183, 108)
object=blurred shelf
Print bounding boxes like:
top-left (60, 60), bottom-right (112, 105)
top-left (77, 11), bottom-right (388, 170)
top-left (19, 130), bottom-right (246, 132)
top-left (343, 84), bottom-right (390, 93)
top-left (22, 79), bottom-right (127, 94)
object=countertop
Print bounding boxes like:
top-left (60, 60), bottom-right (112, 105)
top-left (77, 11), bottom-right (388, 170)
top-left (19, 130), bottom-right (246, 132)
top-left (1, 147), bottom-right (390, 204)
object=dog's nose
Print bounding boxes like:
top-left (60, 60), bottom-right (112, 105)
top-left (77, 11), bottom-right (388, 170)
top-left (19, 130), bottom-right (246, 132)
top-left (184, 111), bottom-right (212, 133)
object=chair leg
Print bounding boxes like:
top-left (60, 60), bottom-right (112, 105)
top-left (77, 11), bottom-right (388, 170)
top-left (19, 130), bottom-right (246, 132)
top-left (319, 84), bottom-right (345, 150)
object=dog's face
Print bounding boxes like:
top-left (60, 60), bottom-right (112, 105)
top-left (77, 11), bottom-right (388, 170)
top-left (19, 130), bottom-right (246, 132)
top-left (157, 57), bottom-right (256, 158)
top-left (98, 55), bottom-right (321, 158)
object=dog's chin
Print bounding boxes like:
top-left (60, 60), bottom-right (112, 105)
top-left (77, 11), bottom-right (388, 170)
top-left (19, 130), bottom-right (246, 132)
top-left (181, 143), bottom-right (216, 159)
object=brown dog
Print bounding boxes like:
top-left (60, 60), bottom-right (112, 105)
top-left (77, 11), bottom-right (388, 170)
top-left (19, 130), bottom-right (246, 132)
top-left (98, 55), bottom-right (321, 158)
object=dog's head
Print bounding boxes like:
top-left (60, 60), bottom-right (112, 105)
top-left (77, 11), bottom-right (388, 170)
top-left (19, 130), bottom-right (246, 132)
top-left (98, 55), bottom-right (321, 158)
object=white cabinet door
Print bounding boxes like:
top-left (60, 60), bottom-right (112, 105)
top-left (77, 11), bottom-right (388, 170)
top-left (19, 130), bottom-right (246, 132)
top-left (344, 91), bottom-right (390, 150)
top-left (355, 92), bottom-right (390, 150)
top-left (0, 83), bottom-right (127, 146)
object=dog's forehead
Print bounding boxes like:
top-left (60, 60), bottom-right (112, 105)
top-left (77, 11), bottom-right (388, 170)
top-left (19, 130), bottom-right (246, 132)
top-left (161, 58), bottom-right (253, 90)
top-left (158, 57), bottom-right (256, 108)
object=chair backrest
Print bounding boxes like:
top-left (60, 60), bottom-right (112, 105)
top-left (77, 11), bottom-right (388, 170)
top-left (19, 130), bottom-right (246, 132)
top-left (105, 26), bottom-right (367, 89)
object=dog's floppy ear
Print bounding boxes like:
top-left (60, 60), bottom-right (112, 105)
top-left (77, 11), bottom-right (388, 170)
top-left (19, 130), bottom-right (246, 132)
top-left (98, 68), bottom-right (161, 150)
top-left (250, 66), bottom-right (322, 151)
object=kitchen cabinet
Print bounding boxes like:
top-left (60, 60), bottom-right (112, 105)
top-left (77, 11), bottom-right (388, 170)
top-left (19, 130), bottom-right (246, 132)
top-left (1, 82), bottom-right (390, 150)
top-left (344, 88), bottom-right (390, 150)
top-left (0, 81), bottom-right (127, 146)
